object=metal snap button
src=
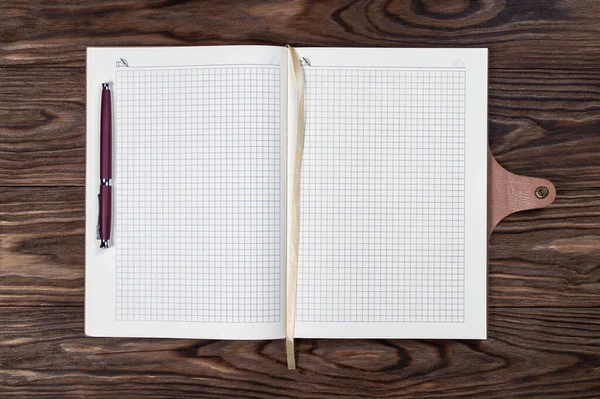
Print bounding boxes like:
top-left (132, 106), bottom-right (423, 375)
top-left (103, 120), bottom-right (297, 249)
top-left (535, 186), bottom-right (549, 199)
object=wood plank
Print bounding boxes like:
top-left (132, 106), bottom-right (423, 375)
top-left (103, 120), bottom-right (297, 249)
top-left (0, 306), bottom-right (598, 398)
top-left (1, 67), bottom-right (599, 186)
top-left (0, 68), bottom-right (85, 186)
top-left (489, 68), bottom-right (600, 195)
top-left (0, 187), bottom-right (84, 306)
top-left (0, 0), bottom-right (599, 68)
top-left (1, 186), bottom-right (599, 307)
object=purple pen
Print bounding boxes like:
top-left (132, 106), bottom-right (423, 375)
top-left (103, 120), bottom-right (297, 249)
top-left (99, 83), bottom-right (112, 248)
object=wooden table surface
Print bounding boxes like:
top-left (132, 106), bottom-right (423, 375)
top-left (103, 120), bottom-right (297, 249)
top-left (1, 0), bottom-right (599, 397)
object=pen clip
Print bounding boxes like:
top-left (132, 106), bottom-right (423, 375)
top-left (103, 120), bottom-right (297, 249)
top-left (96, 193), bottom-right (101, 240)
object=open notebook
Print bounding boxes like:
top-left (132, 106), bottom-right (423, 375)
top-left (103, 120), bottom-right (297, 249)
top-left (86, 46), bottom-right (487, 342)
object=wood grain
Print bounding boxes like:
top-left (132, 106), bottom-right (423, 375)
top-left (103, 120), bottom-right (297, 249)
top-left (0, 187), bottom-right (84, 306)
top-left (0, 306), bottom-right (599, 398)
top-left (0, 0), bottom-right (599, 68)
top-left (1, 0), bottom-right (599, 396)
top-left (0, 68), bottom-right (85, 186)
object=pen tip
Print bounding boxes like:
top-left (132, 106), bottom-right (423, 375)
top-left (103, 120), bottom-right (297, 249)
top-left (102, 83), bottom-right (110, 90)
top-left (100, 240), bottom-right (109, 248)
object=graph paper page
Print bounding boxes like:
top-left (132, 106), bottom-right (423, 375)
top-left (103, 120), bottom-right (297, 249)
top-left (293, 48), bottom-right (488, 339)
top-left (85, 46), bottom-right (287, 339)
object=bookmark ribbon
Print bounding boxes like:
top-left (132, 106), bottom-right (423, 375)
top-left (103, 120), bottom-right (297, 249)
top-left (285, 45), bottom-right (305, 370)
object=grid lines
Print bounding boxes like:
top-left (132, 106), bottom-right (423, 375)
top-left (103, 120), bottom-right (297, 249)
top-left (114, 66), bottom-right (282, 323)
top-left (297, 68), bottom-right (466, 323)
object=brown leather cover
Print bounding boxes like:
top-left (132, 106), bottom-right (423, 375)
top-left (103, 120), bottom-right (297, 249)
top-left (488, 148), bottom-right (556, 236)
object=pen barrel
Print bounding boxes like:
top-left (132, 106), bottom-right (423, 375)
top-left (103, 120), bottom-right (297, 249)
top-left (99, 185), bottom-right (112, 241)
top-left (100, 88), bottom-right (112, 179)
